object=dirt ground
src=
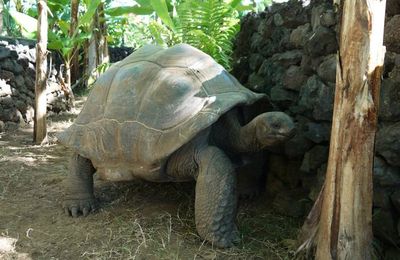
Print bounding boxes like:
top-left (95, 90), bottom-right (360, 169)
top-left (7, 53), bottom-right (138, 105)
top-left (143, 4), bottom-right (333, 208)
top-left (0, 98), bottom-right (301, 260)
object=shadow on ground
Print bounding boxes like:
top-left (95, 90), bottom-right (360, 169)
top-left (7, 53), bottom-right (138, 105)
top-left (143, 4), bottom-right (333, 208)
top-left (0, 97), bottom-right (301, 259)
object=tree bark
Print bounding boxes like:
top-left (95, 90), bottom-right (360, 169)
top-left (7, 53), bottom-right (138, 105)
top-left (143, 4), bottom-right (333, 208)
top-left (98, 3), bottom-right (109, 67)
top-left (297, 0), bottom-right (386, 259)
top-left (70, 0), bottom-right (80, 86)
top-left (86, 2), bottom-right (109, 86)
top-left (0, 2), bottom-right (3, 34)
top-left (33, 0), bottom-right (48, 144)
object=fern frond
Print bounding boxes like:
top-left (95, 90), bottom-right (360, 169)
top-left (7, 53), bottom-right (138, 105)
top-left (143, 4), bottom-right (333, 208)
top-left (150, 0), bottom-right (240, 70)
top-left (174, 0), bottom-right (240, 70)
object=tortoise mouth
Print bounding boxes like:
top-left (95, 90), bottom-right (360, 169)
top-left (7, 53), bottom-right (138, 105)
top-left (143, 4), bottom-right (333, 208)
top-left (285, 128), bottom-right (296, 138)
top-left (270, 128), bottom-right (296, 139)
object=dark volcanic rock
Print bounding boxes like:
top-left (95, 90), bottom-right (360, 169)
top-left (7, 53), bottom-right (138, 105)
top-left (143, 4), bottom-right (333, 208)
top-left (249, 53), bottom-right (265, 71)
top-left (270, 85), bottom-right (297, 108)
top-left (290, 23), bottom-right (312, 48)
top-left (304, 122), bottom-right (331, 143)
top-left (312, 82), bottom-right (334, 121)
top-left (0, 48), bottom-right (11, 60)
top-left (293, 75), bottom-right (333, 119)
top-left (0, 37), bottom-right (71, 130)
top-left (374, 156), bottom-right (400, 187)
top-left (386, 0), bottom-right (400, 17)
top-left (246, 72), bottom-right (268, 92)
top-left (271, 1), bottom-right (309, 28)
top-left (283, 65), bottom-right (307, 91)
top-left (374, 187), bottom-right (393, 210)
top-left (305, 26), bottom-right (338, 57)
top-left (284, 132), bottom-right (314, 159)
top-left (0, 58), bottom-right (23, 74)
top-left (376, 122), bottom-right (400, 167)
top-left (257, 16), bottom-right (274, 40)
top-left (300, 145), bottom-right (329, 173)
top-left (317, 54), bottom-right (336, 83)
top-left (320, 9), bottom-right (336, 27)
top-left (272, 188), bottom-right (311, 217)
top-left (373, 209), bottom-right (400, 245)
top-left (384, 15), bottom-right (400, 53)
top-left (233, 12), bottom-right (260, 58)
top-left (257, 59), bottom-right (285, 87)
top-left (389, 65), bottom-right (400, 82)
top-left (391, 190), bottom-right (400, 215)
top-left (379, 79), bottom-right (400, 122)
top-left (271, 50), bottom-right (303, 68)
top-left (231, 0), bottom-right (400, 250)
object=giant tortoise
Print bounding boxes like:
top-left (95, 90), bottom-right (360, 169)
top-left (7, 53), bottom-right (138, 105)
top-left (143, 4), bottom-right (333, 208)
top-left (58, 44), bottom-right (295, 248)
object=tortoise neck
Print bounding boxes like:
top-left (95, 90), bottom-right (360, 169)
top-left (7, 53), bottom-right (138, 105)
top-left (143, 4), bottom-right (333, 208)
top-left (219, 110), bottom-right (260, 153)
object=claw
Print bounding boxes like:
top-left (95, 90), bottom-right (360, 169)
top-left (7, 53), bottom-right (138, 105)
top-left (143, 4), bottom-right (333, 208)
top-left (64, 207), bottom-right (71, 216)
top-left (71, 207), bottom-right (79, 217)
top-left (63, 197), bottom-right (97, 218)
top-left (82, 207), bottom-right (89, 217)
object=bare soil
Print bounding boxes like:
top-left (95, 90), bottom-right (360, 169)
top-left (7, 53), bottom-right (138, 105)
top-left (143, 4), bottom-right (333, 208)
top-left (0, 98), bottom-right (300, 260)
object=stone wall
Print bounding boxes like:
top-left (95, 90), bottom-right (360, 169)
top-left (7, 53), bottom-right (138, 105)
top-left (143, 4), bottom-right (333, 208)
top-left (109, 46), bottom-right (134, 63)
top-left (232, 0), bottom-right (400, 251)
top-left (0, 37), bottom-right (135, 132)
top-left (0, 37), bottom-right (69, 132)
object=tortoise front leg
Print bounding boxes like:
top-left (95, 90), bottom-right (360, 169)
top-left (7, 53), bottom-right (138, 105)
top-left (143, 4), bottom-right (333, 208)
top-left (63, 153), bottom-right (97, 217)
top-left (194, 146), bottom-right (239, 248)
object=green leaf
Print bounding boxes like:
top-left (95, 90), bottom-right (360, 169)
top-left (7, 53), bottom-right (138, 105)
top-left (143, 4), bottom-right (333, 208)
top-left (229, 0), bottom-right (242, 9)
top-left (62, 47), bottom-right (72, 57)
top-left (8, 10), bottom-right (37, 34)
top-left (150, 0), bottom-right (175, 30)
top-left (148, 21), bottom-right (167, 46)
top-left (106, 6), bottom-right (154, 16)
top-left (74, 32), bottom-right (91, 43)
top-left (47, 39), bottom-right (63, 50)
top-left (79, 0), bottom-right (101, 26)
top-left (58, 20), bottom-right (70, 35)
top-left (236, 4), bottom-right (254, 11)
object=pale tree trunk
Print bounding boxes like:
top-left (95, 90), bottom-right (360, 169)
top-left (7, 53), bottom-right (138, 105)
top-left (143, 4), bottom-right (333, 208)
top-left (86, 2), bottom-right (109, 86)
top-left (33, 0), bottom-right (48, 144)
top-left (58, 62), bottom-right (75, 107)
top-left (55, 0), bottom-right (78, 108)
top-left (97, 3), bottom-right (109, 66)
top-left (296, 0), bottom-right (386, 259)
top-left (70, 0), bottom-right (80, 86)
top-left (0, 2), bottom-right (3, 34)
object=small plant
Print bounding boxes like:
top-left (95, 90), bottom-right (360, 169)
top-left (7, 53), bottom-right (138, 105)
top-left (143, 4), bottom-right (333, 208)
top-left (148, 0), bottom-right (248, 70)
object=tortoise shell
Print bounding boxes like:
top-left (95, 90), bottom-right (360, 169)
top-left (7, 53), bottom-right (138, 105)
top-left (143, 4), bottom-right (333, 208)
top-left (58, 44), bottom-right (264, 180)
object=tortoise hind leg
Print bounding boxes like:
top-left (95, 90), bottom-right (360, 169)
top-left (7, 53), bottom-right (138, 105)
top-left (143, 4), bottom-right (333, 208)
top-left (237, 153), bottom-right (266, 200)
top-left (63, 153), bottom-right (97, 217)
top-left (195, 146), bottom-right (239, 248)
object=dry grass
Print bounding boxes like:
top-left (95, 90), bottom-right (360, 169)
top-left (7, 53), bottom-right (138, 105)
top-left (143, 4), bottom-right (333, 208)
top-left (0, 97), bottom-right (302, 259)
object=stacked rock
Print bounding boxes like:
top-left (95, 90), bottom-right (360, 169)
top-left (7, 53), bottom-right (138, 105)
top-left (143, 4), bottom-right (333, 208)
top-left (0, 38), bottom-right (70, 132)
top-left (232, 0), bottom-right (400, 250)
top-left (109, 46), bottom-right (134, 63)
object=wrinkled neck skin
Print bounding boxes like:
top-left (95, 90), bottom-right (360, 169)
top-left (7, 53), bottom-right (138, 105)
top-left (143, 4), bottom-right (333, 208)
top-left (212, 109), bottom-right (262, 154)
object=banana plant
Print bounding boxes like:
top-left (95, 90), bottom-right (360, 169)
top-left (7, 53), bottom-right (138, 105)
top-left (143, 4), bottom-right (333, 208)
top-left (46, 0), bottom-right (101, 63)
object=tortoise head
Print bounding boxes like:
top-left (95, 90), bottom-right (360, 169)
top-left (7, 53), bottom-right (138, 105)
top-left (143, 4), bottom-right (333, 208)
top-left (254, 111), bottom-right (295, 149)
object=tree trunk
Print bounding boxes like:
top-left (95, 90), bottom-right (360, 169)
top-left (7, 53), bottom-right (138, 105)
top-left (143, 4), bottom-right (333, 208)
top-left (86, 2), bottom-right (109, 86)
top-left (33, 0), bottom-right (48, 144)
top-left (70, 0), bottom-right (80, 86)
top-left (297, 0), bottom-right (386, 259)
top-left (58, 62), bottom-right (75, 107)
top-left (0, 2), bottom-right (3, 34)
top-left (97, 3), bottom-right (109, 66)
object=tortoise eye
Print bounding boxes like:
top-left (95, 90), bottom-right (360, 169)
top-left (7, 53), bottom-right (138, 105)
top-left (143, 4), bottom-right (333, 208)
top-left (271, 122), bottom-right (281, 129)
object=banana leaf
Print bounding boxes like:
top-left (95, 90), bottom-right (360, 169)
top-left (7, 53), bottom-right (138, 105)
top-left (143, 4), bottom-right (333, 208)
top-left (150, 0), bottom-right (175, 31)
top-left (106, 5), bottom-right (154, 16)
